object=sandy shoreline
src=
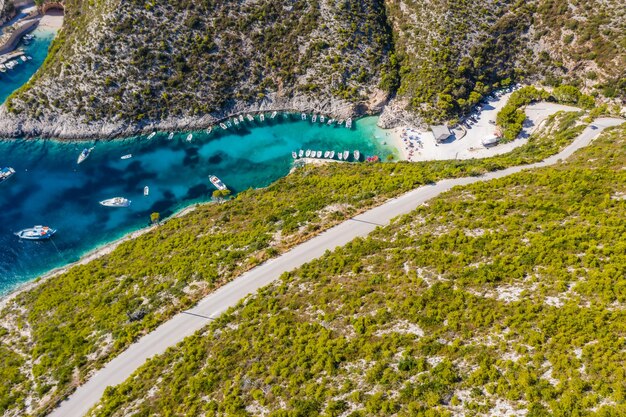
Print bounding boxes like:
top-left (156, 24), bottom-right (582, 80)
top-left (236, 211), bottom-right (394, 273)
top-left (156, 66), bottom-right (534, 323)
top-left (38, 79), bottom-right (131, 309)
top-left (0, 205), bottom-right (197, 310)
top-left (38, 11), bottom-right (64, 31)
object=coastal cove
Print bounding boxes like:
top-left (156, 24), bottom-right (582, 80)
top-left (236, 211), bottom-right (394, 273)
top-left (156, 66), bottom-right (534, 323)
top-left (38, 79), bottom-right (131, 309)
top-left (0, 116), bottom-right (397, 294)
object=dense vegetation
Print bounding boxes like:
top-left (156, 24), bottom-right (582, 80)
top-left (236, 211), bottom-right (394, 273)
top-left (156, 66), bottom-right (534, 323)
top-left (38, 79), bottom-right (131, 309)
top-left (90, 123), bottom-right (626, 417)
top-left (0, 112), bottom-right (592, 416)
top-left (3, 0), bottom-right (624, 132)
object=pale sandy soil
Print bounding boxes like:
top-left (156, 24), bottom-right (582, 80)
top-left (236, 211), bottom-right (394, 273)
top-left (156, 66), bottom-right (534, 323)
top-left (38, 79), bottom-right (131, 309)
top-left (386, 92), bottom-right (580, 162)
top-left (38, 11), bottom-right (64, 30)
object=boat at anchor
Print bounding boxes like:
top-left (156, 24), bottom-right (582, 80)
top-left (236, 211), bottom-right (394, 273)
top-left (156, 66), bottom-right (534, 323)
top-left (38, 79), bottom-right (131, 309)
top-left (99, 197), bottom-right (131, 207)
top-left (15, 225), bottom-right (56, 240)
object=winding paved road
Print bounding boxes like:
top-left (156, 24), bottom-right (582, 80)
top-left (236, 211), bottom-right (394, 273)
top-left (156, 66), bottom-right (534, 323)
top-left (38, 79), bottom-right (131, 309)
top-left (50, 118), bottom-right (623, 417)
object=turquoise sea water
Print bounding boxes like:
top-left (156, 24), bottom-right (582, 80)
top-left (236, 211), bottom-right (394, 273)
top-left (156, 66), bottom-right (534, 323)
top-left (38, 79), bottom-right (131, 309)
top-left (0, 28), bottom-right (56, 103)
top-left (0, 116), bottom-right (396, 294)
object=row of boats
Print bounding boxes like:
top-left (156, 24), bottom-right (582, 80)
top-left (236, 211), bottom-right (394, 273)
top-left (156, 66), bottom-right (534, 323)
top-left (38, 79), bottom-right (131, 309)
top-left (0, 54), bottom-right (32, 73)
top-left (301, 113), bottom-right (353, 128)
top-left (218, 111), bottom-right (279, 130)
top-left (292, 149), bottom-right (360, 161)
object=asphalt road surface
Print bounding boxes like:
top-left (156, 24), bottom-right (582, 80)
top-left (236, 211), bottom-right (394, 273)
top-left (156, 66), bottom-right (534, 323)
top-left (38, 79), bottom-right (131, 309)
top-left (49, 117), bottom-right (624, 417)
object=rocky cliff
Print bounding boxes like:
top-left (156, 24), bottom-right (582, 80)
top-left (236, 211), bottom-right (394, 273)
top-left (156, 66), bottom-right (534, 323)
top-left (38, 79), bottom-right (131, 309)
top-left (0, 0), bottom-right (623, 139)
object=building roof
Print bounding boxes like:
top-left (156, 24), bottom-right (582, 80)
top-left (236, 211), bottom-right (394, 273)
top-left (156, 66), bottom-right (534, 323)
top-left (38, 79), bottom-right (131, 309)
top-left (430, 125), bottom-right (451, 142)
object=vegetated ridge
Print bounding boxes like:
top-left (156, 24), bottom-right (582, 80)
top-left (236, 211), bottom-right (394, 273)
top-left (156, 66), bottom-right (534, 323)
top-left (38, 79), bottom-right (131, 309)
top-left (90, 123), bottom-right (626, 417)
top-left (0, 0), bottom-right (624, 138)
top-left (0, 111), bottom-right (596, 416)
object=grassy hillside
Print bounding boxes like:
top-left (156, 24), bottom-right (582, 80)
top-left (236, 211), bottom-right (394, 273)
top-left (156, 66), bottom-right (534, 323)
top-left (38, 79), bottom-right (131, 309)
top-left (0, 111), bottom-right (590, 416)
top-left (90, 123), bottom-right (626, 417)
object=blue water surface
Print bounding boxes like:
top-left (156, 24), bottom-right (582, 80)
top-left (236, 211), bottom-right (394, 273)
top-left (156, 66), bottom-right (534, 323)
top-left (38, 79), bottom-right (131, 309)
top-left (0, 28), bottom-right (56, 103)
top-left (0, 117), bottom-right (397, 293)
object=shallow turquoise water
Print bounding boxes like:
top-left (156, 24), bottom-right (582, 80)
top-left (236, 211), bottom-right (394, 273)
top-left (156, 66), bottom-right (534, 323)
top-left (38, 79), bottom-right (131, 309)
top-left (0, 116), bottom-right (396, 294)
top-left (0, 28), bottom-right (56, 104)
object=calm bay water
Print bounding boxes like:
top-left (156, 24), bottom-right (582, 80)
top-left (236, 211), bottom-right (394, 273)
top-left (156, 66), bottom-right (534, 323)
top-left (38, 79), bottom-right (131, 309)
top-left (0, 28), bottom-right (56, 103)
top-left (0, 117), bottom-right (396, 293)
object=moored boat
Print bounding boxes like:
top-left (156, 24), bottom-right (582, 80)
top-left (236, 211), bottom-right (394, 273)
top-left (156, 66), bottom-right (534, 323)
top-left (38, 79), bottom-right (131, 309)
top-left (324, 151), bottom-right (330, 158)
top-left (220, 123), bottom-right (228, 130)
top-left (209, 175), bottom-right (228, 190)
top-left (292, 151), bottom-right (297, 159)
top-left (15, 225), bottom-right (56, 240)
top-left (320, 115), bottom-right (325, 123)
top-left (239, 115), bottom-right (244, 122)
top-left (247, 114), bottom-right (254, 122)
top-left (305, 150), bottom-right (311, 157)
top-left (144, 186), bottom-right (149, 196)
top-left (0, 167), bottom-right (15, 183)
top-left (346, 118), bottom-right (353, 128)
top-left (186, 133), bottom-right (193, 142)
top-left (77, 147), bottom-right (95, 164)
top-left (316, 150), bottom-right (322, 158)
top-left (234, 118), bottom-right (240, 125)
top-left (121, 154), bottom-right (132, 160)
top-left (298, 150), bottom-right (304, 158)
top-left (354, 150), bottom-right (360, 161)
top-left (100, 197), bottom-right (131, 207)
top-left (338, 152), bottom-right (343, 160)
top-left (312, 114), bottom-right (317, 123)
top-left (147, 132), bottom-right (156, 140)
top-left (206, 126), bottom-right (213, 134)
top-left (343, 150), bottom-right (349, 160)
top-left (260, 114), bottom-right (265, 122)
top-left (271, 111), bottom-right (278, 119)
top-left (167, 132), bottom-right (174, 140)
top-left (329, 151), bottom-right (335, 159)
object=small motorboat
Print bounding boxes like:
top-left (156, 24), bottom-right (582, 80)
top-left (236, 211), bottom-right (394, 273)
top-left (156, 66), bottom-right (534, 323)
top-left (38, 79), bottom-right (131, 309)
top-left (343, 150), bottom-right (349, 160)
top-left (292, 151), bottom-right (298, 159)
top-left (144, 186), bottom-right (149, 196)
top-left (353, 150), bottom-right (360, 161)
top-left (0, 167), bottom-right (15, 183)
top-left (271, 111), bottom-right (278, 119)
top-left (301, 113), bottom-right (306, 120)
top-left (316, 150), bottom-right (322, 158)
top-left (324, 151), bottom-right (330, 158)
top-left (186, 133), bottom-right (193, 142)
top-left (147, 132), bottom-right (156, 140)
top-left (167, 132), bottom-right (174, 140)
top-left (234, 118), bottom-right (240, 126)
top-left (15, 225), bottom-right (56, 240)
top-left (305, 150), bottom-right (311, 157)
top-left (320, 115), bottom-right (325, 123)
top-left (206, 126), bottom-right (213, 134)
top-left (226, 120), bottom-right (232, 127)
top-left (121, 154), bottom-right (132, 160)
top-left (239, 115), bottom-right (244, 122)
top-left (329, 151), bottom-right (335, 159)
top-left (260, 114), bottom-right (265, 122)
top-left (338, 152), bottom-right (343, 160)
top-left (298, 150), bottom-right (304, 158)
top-left (77, 147), bottom-right (95, 164)
top-left (346, 118), bottom-right (353, 128)
top-left (246, 114), bottom-right (254, 122)
top-left (220, 123), bottom-right (228, 130)
top-left (312, 114), bottom-right (317, 123)
top-left (100, 197), bottom-right (131, 207)
top-left (209, 175), bottom-right (228, 190)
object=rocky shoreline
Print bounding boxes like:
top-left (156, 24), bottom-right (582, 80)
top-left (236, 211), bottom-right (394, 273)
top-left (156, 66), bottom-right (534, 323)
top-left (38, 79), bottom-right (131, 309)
top-left (0, 92), bottom-right (422, 140)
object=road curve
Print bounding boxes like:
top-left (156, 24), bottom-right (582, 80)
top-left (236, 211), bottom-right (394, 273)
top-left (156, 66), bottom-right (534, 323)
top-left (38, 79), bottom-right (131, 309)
top-left (49, 118), bottom-right (624, 417)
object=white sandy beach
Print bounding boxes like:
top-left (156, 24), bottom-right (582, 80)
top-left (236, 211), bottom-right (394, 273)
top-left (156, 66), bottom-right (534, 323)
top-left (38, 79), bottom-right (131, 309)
top-left (38, 10), bottom-right (64, 31)
top-left (387, 92), bottom-right (580, 162)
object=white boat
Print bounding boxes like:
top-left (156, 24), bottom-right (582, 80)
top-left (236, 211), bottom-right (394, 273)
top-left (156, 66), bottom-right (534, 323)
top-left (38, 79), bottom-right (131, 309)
top-left (147, 132), bottom-right (156, 140)
top-left (227, 120), bottom-right (232, 127)
top-left (100, 197), bottom-right (131, 207)
top-left (338, 152), bottom-right (343, 160)
top-left (209, 175), bottom-right (227, 190)
top-left (324, 151), bottom-right (330, 158)
top-left (312, 114), bottom-right (317, 123)
top-left (316, 151), bottom-right (322, 158)
top-left (301, 113), bottom-right (306, 120)
top-left (246, 114), bottom-right (254, 122)
top-left (20, 55), bottom-right (27, 62)
top-left (346, 118), bottom-right (353, 128)
top-left (327, 119), bottom-right (334, 125)
top-left (120, 154), bottom-right (132, 160)
top-left (144, 186), bottom-right (149, 196)
top-left (354, 150), bottom-right (360, 161)
top-left (0, 167), bottom-right (15, 183)
top-left (298, 150), bottom-right (304, 158)
top-left (343, 150), bottom-right (349, 160)
top-left (186, 133), bottom-right (193, 142)
top-left (220, 123), bottom-right (228, 130)
top-left (15, 225), bottom-right (56, 240)
top-left (305, 150), bottom-right (311, 157)
top-left (77, 147), bottom-right (95, 164)
top-left (292, 151), bottom-right (297, 159)
top-left (338, 120), bottom-right (344, 126)
top-left (271, 111), bottom-right (278, 119)
top-left (329, 151), bottom-right (335, 159)
top-left (206, 126), bottom-right (213, 134)
top-left (167, 132), bottom-right (174, 140)
top-left (320, 115), bottom-right (325, 123)
top-left (234, 118), bottom-right (240, 125)
top-left (260, 114), bottom-right (265, 122)
top-left (239, 115), bottom-right (244, 122)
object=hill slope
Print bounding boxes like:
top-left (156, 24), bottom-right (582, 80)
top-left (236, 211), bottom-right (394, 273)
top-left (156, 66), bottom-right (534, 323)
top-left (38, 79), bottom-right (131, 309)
top-left (90, 123), bottom-right (626, 416)
top-left (0, 0), bottom-right (623, 138)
